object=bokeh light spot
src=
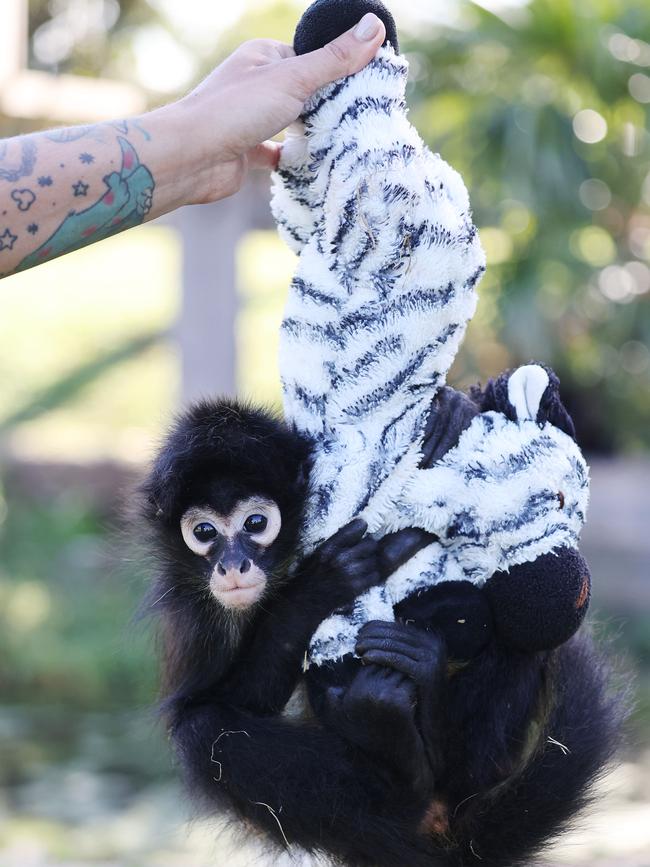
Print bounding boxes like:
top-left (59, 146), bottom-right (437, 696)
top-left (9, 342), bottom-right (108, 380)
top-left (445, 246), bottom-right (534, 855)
top-left (571, 226), bottom-right (616, 267)
top-left (620, 341), bottom-right (650, 375)
top-left (479, 227), bottom-right (514, 265)
top-left (624, 260), bottom-right (650, 295)
top-left (5, 582), bottom-right (52, 632)
top-left (620, 340), bottom-right (650, 376)
top-left (629, 73), bottom-right (650, 103)
top-left (598, 265), bottom-right (636, 303)
top-left (579, 179), bottom-right (612, 211)
top-left (573, 109), bottom-right (608, 143)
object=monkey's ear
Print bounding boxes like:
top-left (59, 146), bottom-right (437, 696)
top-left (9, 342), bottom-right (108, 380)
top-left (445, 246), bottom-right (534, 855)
top-left (293, 0), bottom-right (399, 56)
top-left (138, 447), bottom-right (183, 526)
top-left (484, 547), bottom-right (591, 653)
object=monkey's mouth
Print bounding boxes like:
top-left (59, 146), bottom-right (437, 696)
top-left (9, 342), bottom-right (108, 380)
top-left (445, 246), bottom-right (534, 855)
top-left (210, 575), bottom-right (265, 611)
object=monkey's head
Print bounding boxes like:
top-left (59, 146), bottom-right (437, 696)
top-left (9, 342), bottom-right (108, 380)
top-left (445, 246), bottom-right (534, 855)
top-left (140, 399), bottom-right (312, 614)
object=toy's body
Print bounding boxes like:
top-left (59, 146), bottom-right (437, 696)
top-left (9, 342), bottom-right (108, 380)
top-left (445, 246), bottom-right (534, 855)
top-left (272, 41), bottom-right (589, 665)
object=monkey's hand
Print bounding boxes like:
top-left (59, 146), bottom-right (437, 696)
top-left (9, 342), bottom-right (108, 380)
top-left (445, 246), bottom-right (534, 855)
top-left (356, 620), bottom-right (446, 690)
top-left (306, 519), bottom-right (435, 611)
top-left (323, 663), bottom-right (434, 796)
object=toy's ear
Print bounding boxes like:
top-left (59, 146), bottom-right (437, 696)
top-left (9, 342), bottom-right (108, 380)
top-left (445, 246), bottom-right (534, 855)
top-left (477, 364), bottom-right (577, 440)
top-left (293, 0), bottom-right (399, 56)
top-left (484, 547), bottom-right (591, 653)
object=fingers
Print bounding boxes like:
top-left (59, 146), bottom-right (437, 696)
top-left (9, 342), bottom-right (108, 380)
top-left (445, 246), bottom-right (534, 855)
top-left (357, 620), bottom-right (423, 650)
top-left (319, 517), bottom-right (368, 558)
top-left (288, 13), bottom-right (386, 98)
top-left (247, 141), bottom-right (282, 171)
top-left (359, 650), bottom-right (418, 679)
top-left (378, 528), bottom-right (437, 578)
top-left (419, 389), bottom-right (479, 469)
top-left (357, 637), bottom-right (421, 662)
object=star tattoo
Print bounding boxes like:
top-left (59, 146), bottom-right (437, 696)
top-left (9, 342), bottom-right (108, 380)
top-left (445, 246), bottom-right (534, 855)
top-left (27, 223), bottom-right (39, 235)
top-left (72, 180), bottom-right (89, 197)
top-left (79, 152), bottom-right (95, 164)
top-left (38, 176), bottom-right (53, 187)
top-left (0, 228), bottom-right (18, 251)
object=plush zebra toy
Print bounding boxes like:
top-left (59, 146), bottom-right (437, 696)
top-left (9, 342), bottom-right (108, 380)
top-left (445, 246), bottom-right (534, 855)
top-left (271, 0), bottom-right (590, 667)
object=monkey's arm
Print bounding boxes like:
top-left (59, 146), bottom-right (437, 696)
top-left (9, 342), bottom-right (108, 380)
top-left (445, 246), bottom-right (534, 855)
top-left (221, 521), bottom-right (434, 713)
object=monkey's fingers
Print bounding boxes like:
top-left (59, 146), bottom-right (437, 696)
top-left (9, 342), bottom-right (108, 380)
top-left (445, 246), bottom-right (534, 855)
top-left (344, 538), bottom-right (379, 558)
top-left (357, 620), bottom-right (423, 650)
top-left (347, 569), bottom-right (382, 596)
top-left (359, 649), bottom-right (419, 680)
top-left (378, 528), bottom-right (437, 579)
top-left (317, 517), bottom-right (368, 559)
top-left (357, 637), bottom-right (420, 662)
top-left (419, 388), bottom-right (479, 469)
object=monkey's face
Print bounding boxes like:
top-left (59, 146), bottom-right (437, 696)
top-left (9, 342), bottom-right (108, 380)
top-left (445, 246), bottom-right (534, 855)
top-left (180, 497), bottom-right (282, 611)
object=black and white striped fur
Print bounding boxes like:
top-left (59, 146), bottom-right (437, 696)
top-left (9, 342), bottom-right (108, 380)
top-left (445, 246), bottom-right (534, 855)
top-left (271, 46), bottom-right (589, 666)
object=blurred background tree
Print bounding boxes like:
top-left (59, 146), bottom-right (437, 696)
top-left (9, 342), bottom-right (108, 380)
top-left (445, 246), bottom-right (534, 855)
top-left (10, 0), bottom-right (649, 455)
top-left (407, 0), bottom-right (650, 452)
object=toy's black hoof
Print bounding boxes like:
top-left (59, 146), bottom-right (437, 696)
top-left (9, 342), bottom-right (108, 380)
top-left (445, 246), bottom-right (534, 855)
top-left (294, 0), bottom-right (399, 56)
top-left (485, 547), bottom-right (591, 652)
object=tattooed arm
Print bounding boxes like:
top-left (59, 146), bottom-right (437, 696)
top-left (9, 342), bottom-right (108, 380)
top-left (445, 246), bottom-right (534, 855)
top-left (0, 14), bottom-right (384, 278)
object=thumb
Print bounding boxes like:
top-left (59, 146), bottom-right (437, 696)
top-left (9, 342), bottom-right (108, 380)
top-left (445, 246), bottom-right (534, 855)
top-left (290, 13), bottom-right (386, 96)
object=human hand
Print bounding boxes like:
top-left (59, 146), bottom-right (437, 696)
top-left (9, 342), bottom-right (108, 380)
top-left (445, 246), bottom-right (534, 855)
top-left (172, 13), bottom-right (386, 204)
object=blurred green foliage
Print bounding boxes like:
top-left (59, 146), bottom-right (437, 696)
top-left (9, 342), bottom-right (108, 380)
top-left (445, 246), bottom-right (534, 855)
top-left (407, 0), bottom-right (650, 451)
top-left (17, 0), bottom-right (650, 452)
top-left (0, 477), bottom-right (155, 710)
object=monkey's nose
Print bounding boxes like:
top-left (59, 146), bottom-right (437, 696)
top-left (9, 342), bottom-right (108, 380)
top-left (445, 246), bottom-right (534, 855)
top-left (217, 559), bottom-right (251, 575)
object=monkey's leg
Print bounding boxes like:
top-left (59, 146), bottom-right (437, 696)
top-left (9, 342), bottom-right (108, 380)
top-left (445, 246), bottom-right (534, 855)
top-left (169, 699), bottom-right (440, 867)
top-left (355, 620), bottom-right (447, 778)
top-left (316, 661), bottom-right (435, 797)
top-left (446, 632), bottom-right (625, 867)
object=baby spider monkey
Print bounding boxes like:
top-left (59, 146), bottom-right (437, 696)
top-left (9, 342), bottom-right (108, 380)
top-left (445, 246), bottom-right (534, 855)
top-left (138, 397), bottom-right (622, 867)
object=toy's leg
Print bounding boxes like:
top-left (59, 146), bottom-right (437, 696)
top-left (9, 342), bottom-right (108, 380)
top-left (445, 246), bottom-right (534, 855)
top-left (485, 546), bottom-right (591, 652)
top-left (418, 386), bottom-right (479, 467)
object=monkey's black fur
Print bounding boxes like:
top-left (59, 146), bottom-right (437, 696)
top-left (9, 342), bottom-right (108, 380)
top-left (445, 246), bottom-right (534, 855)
top-left (138, 394), bottom-right (625, 867)
top-left (142, 399), bottom-right (312, 529)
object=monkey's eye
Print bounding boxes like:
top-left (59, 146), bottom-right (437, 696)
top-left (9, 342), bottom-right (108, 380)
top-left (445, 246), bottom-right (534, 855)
top-left (193, 522), bottom-right (218, 542)
top-left (244, 514), bottom-right (268, 534)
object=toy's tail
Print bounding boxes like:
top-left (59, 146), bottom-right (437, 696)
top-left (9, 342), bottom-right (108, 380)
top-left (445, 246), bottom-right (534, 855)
top-left (439, 630), bottom-right (627, 867)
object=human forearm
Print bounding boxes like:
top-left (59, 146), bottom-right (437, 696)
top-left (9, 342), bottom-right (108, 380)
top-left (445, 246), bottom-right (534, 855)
top-left (0, 14), bottom-right (386, 279)
top-left (0, 104), bottom-right (233, 277)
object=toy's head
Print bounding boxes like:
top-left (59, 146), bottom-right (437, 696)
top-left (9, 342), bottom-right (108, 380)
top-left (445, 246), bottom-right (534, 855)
top-left (419, 368), bottom-right (592, 658)
top-left (294, 0), bottom-right (399, 56)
